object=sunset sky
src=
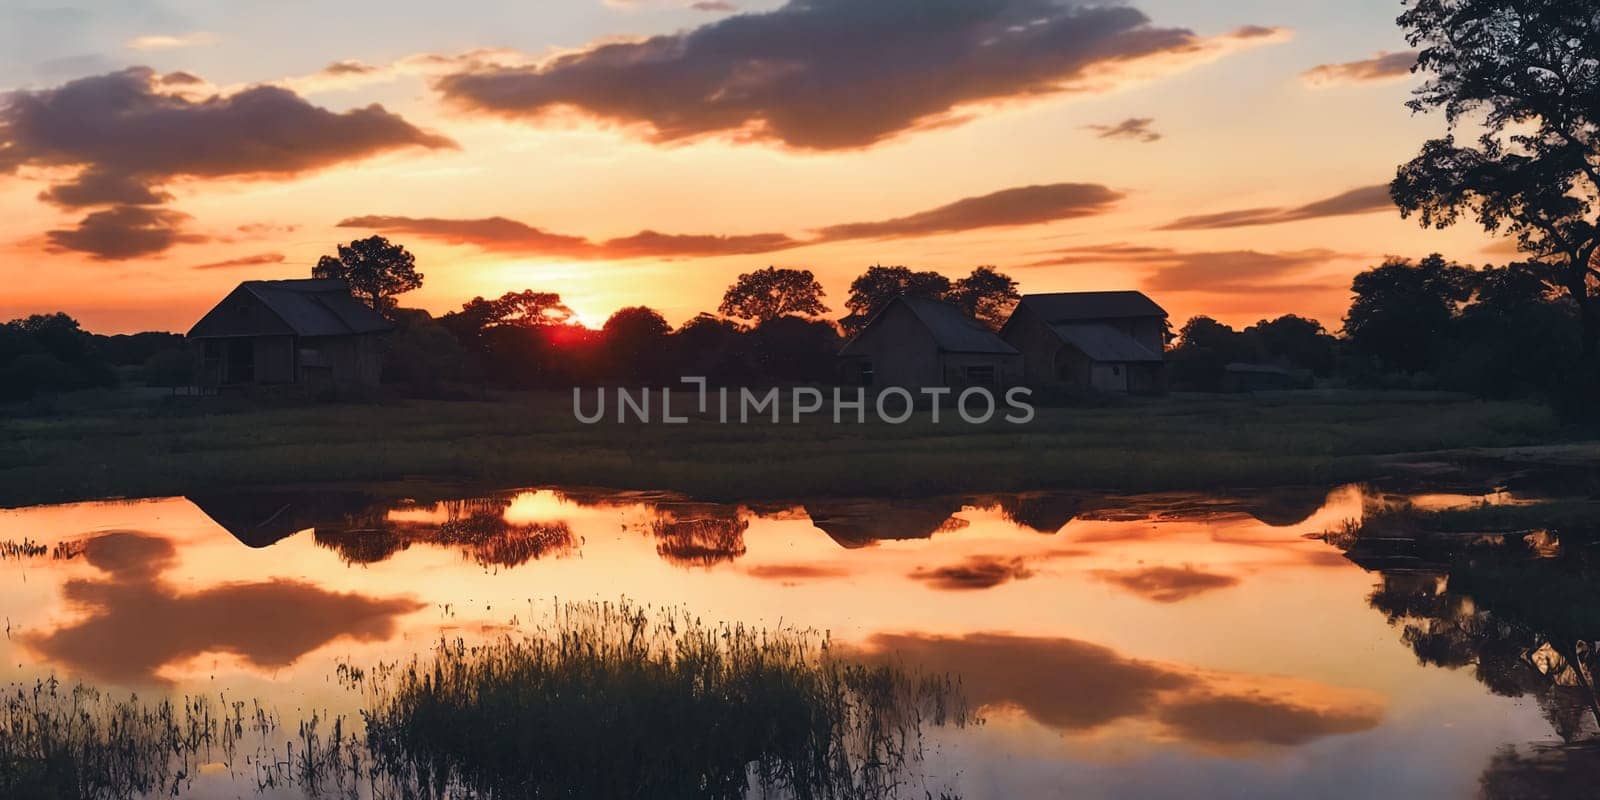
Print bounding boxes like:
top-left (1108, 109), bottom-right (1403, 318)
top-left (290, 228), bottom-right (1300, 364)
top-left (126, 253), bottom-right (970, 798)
top-left (0, 0), bottom-right (1508, 334)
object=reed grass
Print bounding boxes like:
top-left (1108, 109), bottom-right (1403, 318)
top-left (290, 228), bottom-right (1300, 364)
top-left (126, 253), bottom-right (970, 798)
top-left (1, 602), bottom-right (970, 799)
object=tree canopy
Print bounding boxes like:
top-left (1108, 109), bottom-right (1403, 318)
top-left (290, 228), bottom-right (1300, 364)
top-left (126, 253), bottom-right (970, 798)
top-left (840, 265), bottom-right (952, 335)
top-left (313, 235), bottom-right (423, 314)
top-left (1391, 0), bottom-right (1600, 356)
top-left (717, 267), bottom-right (828, 325)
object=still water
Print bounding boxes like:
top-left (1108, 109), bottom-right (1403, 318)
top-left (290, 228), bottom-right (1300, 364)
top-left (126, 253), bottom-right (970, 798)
top-left (0, 480), bottom-right (1593, 798)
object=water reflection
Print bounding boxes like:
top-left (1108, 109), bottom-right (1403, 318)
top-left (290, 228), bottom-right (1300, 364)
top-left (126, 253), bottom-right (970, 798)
top-left (859, 632), bottom-right (1382, 749)
top-left (1333, 492), bottom-right (1600, 793)
top-left (21, 530), bottom-right (422, 685)
top-left (5, 480), bottom-right (1596, 797)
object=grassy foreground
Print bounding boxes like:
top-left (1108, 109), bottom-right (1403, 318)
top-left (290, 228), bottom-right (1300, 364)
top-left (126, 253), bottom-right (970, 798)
top-left (0, 389), bottom-right (1576, 507)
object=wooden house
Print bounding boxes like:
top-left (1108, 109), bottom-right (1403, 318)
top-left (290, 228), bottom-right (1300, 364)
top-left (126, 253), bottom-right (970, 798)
top-left (838, 295), bottom-right (1021, 390)
top-left (187, 278), bottom-right (392, 393)
top-left (999, 291), bottom-right (1168, 395)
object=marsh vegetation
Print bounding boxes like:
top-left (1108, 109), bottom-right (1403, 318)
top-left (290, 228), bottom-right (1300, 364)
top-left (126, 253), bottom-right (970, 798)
top-left (0, 602), bottom-right (969, 799)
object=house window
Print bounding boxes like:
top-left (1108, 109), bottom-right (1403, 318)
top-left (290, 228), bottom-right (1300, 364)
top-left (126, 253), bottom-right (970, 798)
top-left (964, 365), bottom-right (996, 386)
top-left (858, 361), bottom-right (874, 387)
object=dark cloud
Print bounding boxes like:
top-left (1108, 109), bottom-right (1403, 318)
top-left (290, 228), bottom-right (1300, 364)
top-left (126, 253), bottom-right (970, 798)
top-left (38, 169), bottom-right (173, 207)
top-left (341, 181), bottom-right (1118, 258)
top-left (910, 555), bottom-right (1035, 591)
top-left (191, 252), bottom-right (286, 270)
top-left (22, 531), bottom-right (422, 684)
top-left (45, 205), bottom-right (204, 260)
top-left (815, 183), bottom-right (1122, 241)
top-left (1093, 565), bottom-right (1241, 603)
top-left (690, 0), bottom-right (737, 10)
top-left (435, 0), bottom-right (1281, 149)
top-left (1302, 51), bottom-right (1417, 87)
top-left (1025, 243), bottom-right (1349, 295)
top-left (860, 632), bottom-right (1382, 747)
top-left (2, 66), bottom-right (453, 259)
top-left (1084, 117), bottom-right (1161, 143)
top-left (1157, 184), bottom-right (1392, 230)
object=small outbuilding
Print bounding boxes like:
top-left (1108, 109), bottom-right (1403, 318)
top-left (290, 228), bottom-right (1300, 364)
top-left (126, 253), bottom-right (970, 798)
top-left (838, 295), bottom-right (1021, 390)
top-left (187, 278), bottom-right (392, 393)
top-left (1000, 291), bottom-right (1168, 395)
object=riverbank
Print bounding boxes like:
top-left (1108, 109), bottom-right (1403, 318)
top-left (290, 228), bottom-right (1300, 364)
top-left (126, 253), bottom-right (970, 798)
top-left (0, 389), bottom-right (1581, 508)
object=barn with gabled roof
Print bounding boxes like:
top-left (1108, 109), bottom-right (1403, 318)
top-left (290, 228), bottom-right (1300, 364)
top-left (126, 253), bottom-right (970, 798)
top-left (1000, 291), bottom-right (1168, 395)
top-left (187, 278), bottom-right (392, 392)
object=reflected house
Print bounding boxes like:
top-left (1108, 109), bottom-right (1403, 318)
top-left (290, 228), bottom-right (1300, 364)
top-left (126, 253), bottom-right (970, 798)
top-left (188, 489), bottom-right (383, 548)
top-left (804, 496), bottom-right (966, 549)
top-left (187, 278), bottom-right (392, 393)
top-left (838, 295), bottom-right (1021, 390)
top-left (1000, 291), bottom-right (1167, 395)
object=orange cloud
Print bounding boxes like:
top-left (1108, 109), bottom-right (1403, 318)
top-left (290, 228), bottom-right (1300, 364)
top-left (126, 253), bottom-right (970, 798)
top-left (1302, 51), bottom-right (1417, 87)
top-left (1157, 185), bottom-right (1393, 230)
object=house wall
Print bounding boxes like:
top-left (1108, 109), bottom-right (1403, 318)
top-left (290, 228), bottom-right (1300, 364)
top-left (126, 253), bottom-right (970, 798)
top-left (253, 336), bottom-right (296, 384)
top-left (1089, 363), bottom-right (1129, 393)
top-left (845, 303), bottom-right (943, 389)
top-left (939, 353), bottom-right (1023, 387)
top-left (301, 334), bottom-right (384, 389)
top-left (1000, 305), bottom-right (1066, 386)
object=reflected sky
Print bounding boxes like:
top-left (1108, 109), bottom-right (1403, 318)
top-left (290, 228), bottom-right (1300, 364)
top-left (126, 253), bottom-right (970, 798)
top-left (0, 482), bottom-right (1572, 797)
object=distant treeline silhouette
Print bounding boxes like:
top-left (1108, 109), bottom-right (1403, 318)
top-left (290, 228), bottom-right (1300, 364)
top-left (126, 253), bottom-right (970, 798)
top-left (2, 245), bottom-right (1593, 410)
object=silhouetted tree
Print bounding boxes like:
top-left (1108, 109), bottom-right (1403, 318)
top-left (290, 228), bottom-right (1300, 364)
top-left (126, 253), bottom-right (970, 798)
top-left (948, 266), bottom-right (1021, 331)
top-left (670, 314), bottom-right (755, 384)
top-left (602, 306), bottom-right (670, 382)
top-left (1167, 316), bottom-right (1258, 391)
top-left (718, 267), bottom-right (828, 325)
top-left (382, 308), bottom-right (482, 397)
top-left (750, 316), bottom-right (841, 383)
top-left (0, 313), bottom-right (118, 401)
top-left (1244, 315), bottom-right (1338, 376)
top-left (1392, 0), bottom-right (1600, 359)
top-left (1440, 262), bottom-right (1584, 398)
top-left (1344, 254), bottom-right (1475, 375)
top-left (313, 235), bottom-right (423, 314)
top-left (840, 265), bottom-right (951, 335)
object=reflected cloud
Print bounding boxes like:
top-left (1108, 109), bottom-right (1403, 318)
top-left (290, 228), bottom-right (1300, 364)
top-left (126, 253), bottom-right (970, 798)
top-left (910, 555), bottom-right (1034, 591)
top-left (1093, 565), bottom-right (1241, 603)
top-left (861, 632), bottom-right (1382, 749)
top-left (23, 531), bottom-right (423, 685)
top-left (744, 563), bottom-right (849, 583)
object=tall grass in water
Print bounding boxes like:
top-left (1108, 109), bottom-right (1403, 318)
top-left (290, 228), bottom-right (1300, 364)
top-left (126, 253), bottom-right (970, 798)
top-left (1, 603), bottom-right (970, 799)
top-left (359, 601), bottom-right (970, 799)
top-left (0, 677), bottom-right (246, 799)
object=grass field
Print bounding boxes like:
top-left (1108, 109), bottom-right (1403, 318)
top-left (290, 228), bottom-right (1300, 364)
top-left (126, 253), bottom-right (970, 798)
top-left (0, 388), bottom-right (1579, 508)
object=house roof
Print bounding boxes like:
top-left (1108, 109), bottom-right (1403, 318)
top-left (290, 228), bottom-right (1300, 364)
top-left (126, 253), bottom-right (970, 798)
top-left (1050, 322), bottom-right (1163, 362)
top-left (1017, 291), bottom-right (1166, 322)
top-left (190, 278), bottom-right (393, 338)
top-left (840, 295), bottom-right (1018, 355)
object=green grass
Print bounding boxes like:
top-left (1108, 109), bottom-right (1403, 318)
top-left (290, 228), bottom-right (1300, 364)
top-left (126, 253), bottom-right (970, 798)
top-left (0, 389), bottom-right (1574, 507)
